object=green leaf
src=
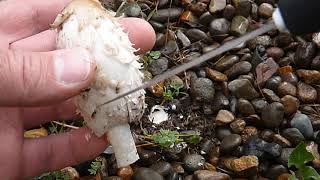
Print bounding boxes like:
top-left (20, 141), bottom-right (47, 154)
top-left (149, 51), bottom-right (161, 59)
top-left (300, 166), bottom-right (320, 180)
top-left (153, 130), bottom-right (179, 148)
top-left (289, 175), bottom-right (299, 180)
top-left (288, 142), bottom-right (315, 169)
top-left (186, 134), bottom-right (201, 145)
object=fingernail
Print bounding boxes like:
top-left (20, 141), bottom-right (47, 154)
top-left (55, 49), bottom-right (93, 85)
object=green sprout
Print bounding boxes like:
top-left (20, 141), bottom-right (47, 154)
top-left (88, 157), bottom-right (105, 175)
top-left (162, 84), bottom-right (188, 104)
top-left (140, 51), bottom-right (161, 68)
top-left (35, 170), bottom-right (69, 180)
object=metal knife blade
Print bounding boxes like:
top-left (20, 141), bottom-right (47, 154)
top-left (98, 21), bottom-right (276, 107)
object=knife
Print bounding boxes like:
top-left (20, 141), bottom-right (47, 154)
top-left (99, 0), bottom-right (320, 107)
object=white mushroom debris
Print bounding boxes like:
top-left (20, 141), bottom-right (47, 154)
top-left (51, 0), bottom-right (145, 167)
top-left (148, 105), bottom-right (169, 124)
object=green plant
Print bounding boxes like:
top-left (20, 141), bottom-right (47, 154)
top-left (144, 129), bottom-right (201, 148)
top-left (35, 170), bottom-right (69, 180)
top-left (88, 159), bottom-right (103, 175)
top-left (288, 142), bottom-right (320, 180)
top-left (162, 84), bottom-right (188, 103)
top-left (140, 50), bottom-right (161, 67)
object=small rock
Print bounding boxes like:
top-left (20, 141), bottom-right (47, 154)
top-left (248, 35), bottom-right (272, 49)
top-left (212, 91), bottom-right (230, 113)
top-left (209, 0), bottom-right (227, 13)
top-left (220, 134), bottom-right (242, 154)
top-left (261, 102), bottom-right (284, 128)
top-left (137, 149), bottom-right (160, 166)
top-left (117, 166), bottom-right (133, 180)
top-left (280, 95), bottom-right (299, 115)
top-left (183, 154), bottom-right (205, 172)
top-left (224, 61), bottom-right (252, 80)
top-left (149, 20), bottom-right (165, 32)
top-left (176, 30), bottom-right (191, 47)
top-left (273, 32), bottom-right (293, 47)
top-left (208, 146), bottom-right (220, 166)
top-left (216, 110), bottom-right (235, 125)
top-left (105, 176), bottom-right (124, 180)
top-left (237, 99), bottom-right (255, 116)
top-left (230, 156), bottom-right (259, 177)
top-left (209, 18), bottom-right (230, 35)
top-left (230, 16), bottom-right (249, 35)
top-left (312, 32), bottom-right (320, 48)
top-left (216, 127), bottom-right (232, 140)
top-left (277, 82), bottom-right (297, 97)
top-left (265, 76), bottom-right (282, 92)
top-left (184, 175), bottom-right (194, 180)
top-left (297, 82), bottom-right (317, 103)
top-left (206, 67), bottom-right (228, 82)
top-left (125, 3), bottom-right (141, 17)
top-left (266, 47), bottom-right (284, 61)
top-left (199, 12), bottom-right (215, 26)
top-left (234, 0), bottom-right (252, 17)
top-left (194, 170), bottom-right (230, 180)
top-left (277, 173), bottom-right (292, 180)
top-left (200, 140), bottom-right (214, 155)
top-left (262, 89), bottom-right (280, 102)
top-left (258, 3), bottom-right (273, 18)
top-left (265, 165), bottom-right (287, 180)
top-left (256, 58), bottom-right (279, 86)
top-left (167, 172), bottom-right (179, 180)
top-left (290, 113), bottom-right (314, 139)
top-left (132, 168), bottom-right (164, 180)
top-left (186, 28), bottom-right (212, 43)
top-left (189, 2), bottom-right (207, 15)
top-left (172, 163), bottom-right (185, 174)
top-left (180, 10), bottom-right (199, 23)
top-left (61, 167), bottom-right (79, 180)
top-left (160, 40), bottom-right (178, 55)
top-left (191, 78), bottom-right (215, 102)
top-left (228, 79), bottom-right (259, 100)
top-left (164, 75), bottom-right (184, 88)
top-left (148, 80), bottom-right (165, 97)
top-left (251, 45), bottom-right (266, 70)
top-left (148, 57), bottom-right (169, 75)
top-left (260, 129), bottom-right (275, 142)
top-left (273, 134), bottom-right (291, 147)
top-left (294, 42), bottom-right (317, 68)
top-left (230, 119), bottom-right (246, 133)
top-left (280, 148), bottom-right (294, 166)
top-left (297, 69), bottom-right (320, 84)
top-left (251, 99), bottom-right (268, 113)
top-left (223, 4), bottom-right (236, 20)
top-left (215, 55), bottom-right (240, 72)
top-left (244, 137), bottom-right (282, 159)
top-left (151, 8), bottom-right (183, 22)
top-left (311, 56), bottom-right (320, 70)
top-left (150, 161), bottom-right (173, 176)
top-left (282, 128), bottom-right (304, 146)
top-left (155, 33), bottom-right (166, 48)
top-left (241, 126), bottom-right (258, 143)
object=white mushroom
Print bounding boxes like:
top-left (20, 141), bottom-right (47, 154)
top-left (51, 0), bottom-right (145, 168)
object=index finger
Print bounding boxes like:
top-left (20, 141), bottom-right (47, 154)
top-left (0, 0), bottom-right (71, 44)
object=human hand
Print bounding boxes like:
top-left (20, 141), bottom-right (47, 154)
top-left (0, 0), bottom-right (155, 179)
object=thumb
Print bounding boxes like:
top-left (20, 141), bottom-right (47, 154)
top-left (0, 48), bottom-right (96, 106)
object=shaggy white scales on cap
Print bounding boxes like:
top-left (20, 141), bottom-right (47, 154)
top-left (51, 0), bottom-right (146, 168)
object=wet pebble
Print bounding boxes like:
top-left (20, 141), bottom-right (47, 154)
top-left (256, 58), bottom-right (279, 86)
top-left (280, 148), bottom-right (294, 166)
top-left (294, 42), bottom-right (317, 68)
top-left (223, 4), bottom-right (236, 20)
top-left (132, 168), bottom-right (164, 180)
top-left (230, 16), bottom-right (249, 35)
top-left (241, 126), bottom-right (258, 143)
top-left (151, 8), bottom-right (183, 22)
top-left (297, 82), bottom-right (317, 103)
top-left (206, 67), bottom-right (228, 82)
top-left (165, 75), bottom-right (184, 88)
top-left (258, 3), bottom-right (273, 18)
top-left (297, 69), bottom-right (320, 84)
top-left (137, 149), bottom-right (160, 166)
top-left (265, 76), bottom-right (282, 92)
top-left (199, 11), bottom-right (215, 25)
top-left (194, 170), bottom-right (230, 180)
top-left (212, 91), bottom-right (230, 113)
top-left (125, 3), bottom-right (141, 17)
top-left (209, 0), bottom-right (227, 13)
top-left (273, 134), bottom-right (291, 147)
top-left (244, 137), bottom-right (282, 159)
top-left (248, 35), bottom-right (272, 49)
top-left (160, 40), bottom-right (179, 55)
top-left (215, 55), bottom-right (240, 72)
top-left (251, 98), bottom-right (268, 113)
top-left (176, 30), bottom-right (191, 47)
top-left (290, 113), bottom-right (314, 139)
top-left (237, 99), bottom-right (255, 116)
top-left (260, 129), bottom-right (275, 142)
top-left (183, 154), bottom-right (205, 172)
top-left (261, 102), bottom-right (284, 128)
top-left (311, 55), bottom-right (320, 70)
top-left (277, 82), bottom-right (297, 97)
top-left (234, 0), bottom-right (252, 17)
top-left (228, 79), bottom-right (259, 100)
top-left (209, 18), bottom-right (230, 35)
top-left (265, 165), bottom-right (287, 180)
top-left (216, 110), bottom-right (235, 125)
top-left (282, 128), bottom-right (304, 146)
top-left (148, 57), bottom-right (169, 75)
top-left (262, 89), bottom-right (280, 102)
top-left (230, 119), bottom-right (246, 133)
top-left (186, 28), bottom-right (212, 43)
top-left (200, 140), bottom-right (214, 155)
top-left (220, 134), bottom-right (242, 154)
top-left (280, 95), bottom-right (299, 115)
top-left (191, 78), bottom-right (215, 102)
top-left (155, 33), bottom-right (166, 48)
top-left (266, 47), bottom-right (284, 61)
top-left (216, 127), bottom-right (232, 140)
top-left (105, 176), bottom-right (124, 180)
top-left (150, 161), bottom-right (173, 177)
top-left (149, 20), bottom-right (165, 32)
top-left (224, 61), bottom-right (252, 80)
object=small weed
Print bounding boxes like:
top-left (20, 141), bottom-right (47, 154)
top-left (162, 84), bottom-right (188, 104)
top-left (288, 142), bottom-right (320, 180)
top-left (140, 50), bottom-right (161, 68)
top-left (35, 170), bottom-right (69, 180)
top-left (143, 129), bottom-right (201, 148)
top-left (88, 157), bottom-right (105, 175)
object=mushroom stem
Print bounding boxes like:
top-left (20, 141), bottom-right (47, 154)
top-left (107, 123), bottom-right (139, 167)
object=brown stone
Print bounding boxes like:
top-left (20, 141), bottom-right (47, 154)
top-left (230, 119), bottom-right (246, 133)
top-left (194, 170), bottom-right (230, 180)
top-left (206, 67), bottom-right (228, 82)
top-left (266, 47), bottom-right (284, 61)
top-left (241, 126), bottom-right (258, 143)
top-left (277, 173), bottom-right (292, 180)
top-left (117, 166), bottom-right (133, 180)
top-left (256, 58), bottom-right (279, 86)
top-left (277, 82), bottom-right (297, 97)
top-left (216, 110), bottom-right (235, 125)
top-left (297, 69), bottom-right (320, 84)
top-left (262, 88), bottom-right (280, 102)
top-left (230, 156), bottom-right (259, 177)
top-left (180, 10), bottom-right (199, 23)
top-left (273, 134), bottom-right (291, 147)
top-left (281, 95), bottom-right (299, 115)
top-left (297, 82), bottom-right (317, 103)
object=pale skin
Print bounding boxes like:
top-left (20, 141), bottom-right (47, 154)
top-left (0, 0), bottom-right (156, 179)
